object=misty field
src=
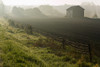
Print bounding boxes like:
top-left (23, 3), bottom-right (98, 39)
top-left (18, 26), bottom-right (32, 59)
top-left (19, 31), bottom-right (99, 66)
top-left (0, 18), bottom-right (99, 67)
top-left (10, 17), bottom-right (100, 58)
top-left (11, 17), bottom-right (100, 42)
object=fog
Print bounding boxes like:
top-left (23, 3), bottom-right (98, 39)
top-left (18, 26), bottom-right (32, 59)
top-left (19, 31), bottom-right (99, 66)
top-left (0, 0), bottom-right (99, 18)
top-left (0, 0), bottom-right (100, 66)
top-left (2, 0), bottom-right (100, 6)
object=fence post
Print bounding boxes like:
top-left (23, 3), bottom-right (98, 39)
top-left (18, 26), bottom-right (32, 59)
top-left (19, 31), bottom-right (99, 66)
top-left (88, 42), bottom-right (92, 62)
top-left (62, 38), bottom-right (66, 49)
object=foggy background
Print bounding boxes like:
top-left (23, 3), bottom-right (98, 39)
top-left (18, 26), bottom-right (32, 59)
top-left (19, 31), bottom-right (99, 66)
top-left (0, 0), bottom-right (100, 18)
top-left (1, 0), bottom-right (100, 48)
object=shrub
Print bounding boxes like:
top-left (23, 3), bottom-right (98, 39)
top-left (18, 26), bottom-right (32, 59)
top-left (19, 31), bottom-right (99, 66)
top-left (8, 20), bottom-right (15, 27)
top-left (78, 62), bottom-right (92, 67)
top-left (94, 64), bottom-right (99, 67)
top-left (70, 58), bottom-right (77, 64)
top-left (8, 30), bottom-right (14, 33)
top-left (62, 56), bottom-right (71, 62)
top-left (24, 25), bottom-right (33, 35)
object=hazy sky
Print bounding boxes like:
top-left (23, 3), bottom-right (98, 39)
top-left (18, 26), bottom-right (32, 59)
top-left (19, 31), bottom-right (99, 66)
top-left (2, 0), bottom-right (100, 6)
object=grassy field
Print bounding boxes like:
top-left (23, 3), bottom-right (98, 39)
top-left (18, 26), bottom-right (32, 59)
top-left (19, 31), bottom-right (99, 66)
top-left (0, 18), bottom-right (100, 67)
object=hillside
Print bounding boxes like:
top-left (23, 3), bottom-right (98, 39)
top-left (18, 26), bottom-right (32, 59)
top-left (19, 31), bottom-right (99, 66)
top-left (0, 18), bottom-right (100, 67)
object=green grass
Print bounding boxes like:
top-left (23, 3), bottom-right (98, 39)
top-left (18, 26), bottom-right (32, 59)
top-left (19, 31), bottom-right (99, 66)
top-left (0, 41), bottom-right (46, 67)
top-left (0, 18), bottom-right (99, 67)
top-left (0, 20), bottom-right (46, 67)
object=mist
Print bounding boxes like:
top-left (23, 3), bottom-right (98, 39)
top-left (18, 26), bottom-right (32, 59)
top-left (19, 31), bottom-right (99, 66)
top-left (0, 0), bottom-right (100, 67)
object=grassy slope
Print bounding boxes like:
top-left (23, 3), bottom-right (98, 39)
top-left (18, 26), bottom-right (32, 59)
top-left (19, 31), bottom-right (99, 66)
top-left (0, 18), bottom-right (47, 67)
top-left (0, 18), bottom-right (99, 67)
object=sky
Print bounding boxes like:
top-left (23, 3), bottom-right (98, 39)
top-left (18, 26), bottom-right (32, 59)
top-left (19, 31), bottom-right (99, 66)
top-left (2, 0), bottom-right (100, 6)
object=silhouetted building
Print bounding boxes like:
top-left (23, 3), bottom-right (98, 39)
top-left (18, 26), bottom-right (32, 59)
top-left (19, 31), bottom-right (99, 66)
top-left (66, 6), bottom-right (84, 18)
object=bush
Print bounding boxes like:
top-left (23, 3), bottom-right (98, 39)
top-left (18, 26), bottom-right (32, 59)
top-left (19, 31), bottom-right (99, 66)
top-left (62, 56), bottom-right (71, 62)
top-left (70, 58), bottom-right (77, 64)
top-left (94, 64), bottom-right (99, 67)
top-left (8, 30), bottom-right (14, 33)
top-left (8, 19), bottom-right (15, 27)
top-left (78, 62), bottom-right (92, 67)
top-left (24, 25), bottom-right (33, 35)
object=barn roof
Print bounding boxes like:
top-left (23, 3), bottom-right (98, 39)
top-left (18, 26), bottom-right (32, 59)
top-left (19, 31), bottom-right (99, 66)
top-left (67, 6), bottom-right (84, 10)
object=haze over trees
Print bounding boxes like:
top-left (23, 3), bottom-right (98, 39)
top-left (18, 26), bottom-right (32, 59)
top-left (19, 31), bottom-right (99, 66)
top-left (12, 7), bottom-right (24, 17)
top-left (0, 0), bottom-right (5, 16)
top-left (38, 5), bottom-right (64, 17)
top-left (2, 1), bottom-right (100, 18)
top-left (12, 7), bottom-right (46, 18)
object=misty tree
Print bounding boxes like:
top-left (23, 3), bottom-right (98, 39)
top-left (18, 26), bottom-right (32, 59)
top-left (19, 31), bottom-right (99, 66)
top-left (20, 25), bottom-right (24, 29)
top-left (8, 19), bottom-right (15, 27)
top-left (93, 13), bottom-right (98, 18)
top-left (16, 24), bottom-right (24, 29)
top-left (24, 24), bottom-right (33, 35)
top-left (12, 7), bottom-right (24, 17)
top-left (0, 0), bottom-right (5, 16)
top-left (14, 24), bottom-right (20, 28)
top-left (24, 8), bottom-right (46, 18)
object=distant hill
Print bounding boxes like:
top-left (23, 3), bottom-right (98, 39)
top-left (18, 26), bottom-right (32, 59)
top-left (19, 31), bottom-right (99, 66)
top-left (12, 7), bottom-right (46, 18)
top-left (24, 8), bottom-right (46, 18)
top-left (38, 5), bottom-right (64, 17)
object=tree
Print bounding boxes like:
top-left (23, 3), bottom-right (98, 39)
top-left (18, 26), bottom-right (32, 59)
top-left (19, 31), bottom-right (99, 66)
top-left (12, 7), bottom-right (24, 17)
top-left (93, 13), bottom-right (98, 18)
top-left (8, 19), bottom-right (15, 27)
top-left (24, 25), bottom-right (33, 35)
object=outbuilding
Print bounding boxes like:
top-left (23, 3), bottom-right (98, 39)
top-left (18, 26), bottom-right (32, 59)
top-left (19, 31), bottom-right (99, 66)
top-left (66, 6), bottom-right (84, 18)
